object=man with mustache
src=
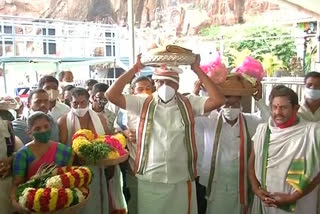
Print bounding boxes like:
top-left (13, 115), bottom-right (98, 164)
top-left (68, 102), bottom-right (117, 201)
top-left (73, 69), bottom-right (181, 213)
top-left (249, 85), bottom-right (320, 214)
top-left (38, 75), bottom-right (70, 122)
top-left (12, 89), bottom-right (60, 144)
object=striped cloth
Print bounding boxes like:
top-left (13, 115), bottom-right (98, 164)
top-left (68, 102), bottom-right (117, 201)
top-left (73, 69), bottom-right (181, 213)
top-left (152, 65), bottom-right (180, 84)
top-left (12, 142), bottom-right (73, 177)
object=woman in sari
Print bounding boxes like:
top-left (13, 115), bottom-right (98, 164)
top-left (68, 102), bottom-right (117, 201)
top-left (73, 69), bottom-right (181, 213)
top-left (10, 112), bottom-right (73, 211)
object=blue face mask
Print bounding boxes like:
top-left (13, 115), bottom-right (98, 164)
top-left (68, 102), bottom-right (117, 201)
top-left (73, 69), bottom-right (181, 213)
top-left (33, 130), bottom-right (51, 143)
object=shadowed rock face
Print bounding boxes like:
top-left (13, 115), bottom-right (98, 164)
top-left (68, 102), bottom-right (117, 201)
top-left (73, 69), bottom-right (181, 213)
top-left (0, 0), bottom-right (276, 25)
top-left (0, 0), bottom-right (313, 41)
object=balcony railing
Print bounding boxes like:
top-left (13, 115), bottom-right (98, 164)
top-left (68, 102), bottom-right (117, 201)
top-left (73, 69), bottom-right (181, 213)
top-left (0, 15), bottom-right (119, 58)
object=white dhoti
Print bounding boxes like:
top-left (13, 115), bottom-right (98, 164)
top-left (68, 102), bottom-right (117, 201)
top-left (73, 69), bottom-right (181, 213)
top-left (66, 110), bottom-right (109, 214)
top-left (137, 179), bottom-right (198, 214)
top-left (206, 159), bottom-right (241, 214)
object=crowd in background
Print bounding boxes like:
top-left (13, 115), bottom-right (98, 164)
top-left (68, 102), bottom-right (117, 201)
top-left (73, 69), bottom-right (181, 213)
top-left (0, 56), bottom-right (320, 214)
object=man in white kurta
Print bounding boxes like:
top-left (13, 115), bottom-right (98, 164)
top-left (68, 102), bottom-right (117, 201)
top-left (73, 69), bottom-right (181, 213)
top-left (249, 85), bottom-right (320, 214)
top-left (125, 93), bottom-right (207, 213)
top-left (196, 94), bottom-right (269, 214)
top-left (105, 55), bottom-right (224, 214)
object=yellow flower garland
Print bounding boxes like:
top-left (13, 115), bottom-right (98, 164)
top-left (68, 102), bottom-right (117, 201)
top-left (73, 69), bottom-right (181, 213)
top-left (33, 188), bottom-right (45, 212)
top-left (65, 189), bottom-right (73, 208)
top-left (72, 136), bottom-right (91, 155)
top-left (69, 173), bottom-right (76, 189)
top-left (49, 188), bottom-right (58, 211)
top-left (107, 150), bottom-right (120, 159)
top-left (46, 167), bottom-right (92, 189)
top-left (72, 129), bottom-right (127, 162)
top-left (78, 170), bottom-right (85, 187)
top-left (74, 129), bottom-right (95, 141)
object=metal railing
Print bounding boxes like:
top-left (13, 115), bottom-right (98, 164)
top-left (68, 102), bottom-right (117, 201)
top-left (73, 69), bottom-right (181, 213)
top-left (261, 77), bottom-right (305, 103)
top-left (251, 77), bottom-right (305, 112)
top-left (0, 15), bottom-right (119, 58)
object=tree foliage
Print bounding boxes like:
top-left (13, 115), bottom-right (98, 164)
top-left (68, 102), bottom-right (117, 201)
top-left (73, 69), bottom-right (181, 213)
top-left (200, 24), bottom-right (297, 75)
top-left (224, 25), bottom-right (296, 69)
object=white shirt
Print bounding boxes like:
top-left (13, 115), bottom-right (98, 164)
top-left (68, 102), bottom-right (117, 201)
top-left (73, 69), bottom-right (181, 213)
top-left (49, 101), bottom-right (70, 122)
top-left (196, 104), bottom-right (268, 188)
top-left (125, 93), bottom-right (208, 183)
top-left (298, 100), bottom-right (320, 122)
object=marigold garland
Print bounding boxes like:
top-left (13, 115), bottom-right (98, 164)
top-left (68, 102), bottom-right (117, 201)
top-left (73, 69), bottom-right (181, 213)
top-left (17, 166), bottom-right (92, 213)
top-left (72, 129), bottom-right (96, 141)
top-left (49, 188), bottom-right (58, 211)
top-left (18, 187), bottom-right (85, 212)
top-left (33, 188), bottom-right (44, 212)
top-left (46, 167), bottom-right (92, 189)
top-left (71, 129), bottom-right (128, 162)
top-left (108, 150), bottom-right (120, 159)
top-left (72, 136), bottom-right (91, 155)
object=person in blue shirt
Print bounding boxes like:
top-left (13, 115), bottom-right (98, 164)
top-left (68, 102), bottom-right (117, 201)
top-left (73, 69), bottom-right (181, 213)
top-left (12, 89), bottom-right (60, 144)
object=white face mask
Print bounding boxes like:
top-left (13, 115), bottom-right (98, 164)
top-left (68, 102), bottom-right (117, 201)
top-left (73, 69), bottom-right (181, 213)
top-left (72, 106), bottom-right (89, 117)
top-left (46, 89), bottom-right (59, 101)
top-left (157, 84), bottom-right (176, 103)
top-left (222, 107), bottom-right (241, 121)
top-left (60, 81), bottom-right (75, 88)
top-left (304, 88), bottom-right (320, 100)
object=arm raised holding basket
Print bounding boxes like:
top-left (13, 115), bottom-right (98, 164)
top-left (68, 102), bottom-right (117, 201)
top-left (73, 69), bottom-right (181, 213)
top-left (191, 55), bottom-right (224, 113)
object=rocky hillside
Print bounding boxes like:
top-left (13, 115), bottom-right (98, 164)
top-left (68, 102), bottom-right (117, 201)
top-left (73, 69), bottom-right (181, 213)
top-left (0, 0), bottom-right (315, 51)
top-left (0, 0), bottom-right (278, 25)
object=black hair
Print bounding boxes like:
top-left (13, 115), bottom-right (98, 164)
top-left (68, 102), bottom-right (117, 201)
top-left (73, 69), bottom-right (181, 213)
top-left (38, 75), bottom-right (59, 89)
top-left (92, 83), bottom-right (109, 95)
top-left (27, 111), bottom-right (51, 129)
top-left (62, 85), bottom-right (75, 97)
top-left (304, 72), bottom-right (320, 83)
top-left (28, 89), bottom-right (48, 104)
top-left (130, 76), bottom-right (153, 89)
top-left (269, 85), bottom-right (298, 106)
top-left (58, 70), bottom-right (73, 82)
top-left (85, 79), bottom-right (98, 88)
top-left (71, 87), bottom-right (90, 101)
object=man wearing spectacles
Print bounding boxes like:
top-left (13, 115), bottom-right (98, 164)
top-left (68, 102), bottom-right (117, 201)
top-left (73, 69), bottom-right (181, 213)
top-left (91, 83), bottom-right (116, 131)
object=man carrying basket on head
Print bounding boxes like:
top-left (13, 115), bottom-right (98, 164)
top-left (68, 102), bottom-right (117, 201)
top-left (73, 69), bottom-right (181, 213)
top-left (106, 53), bottom-right (224, 214)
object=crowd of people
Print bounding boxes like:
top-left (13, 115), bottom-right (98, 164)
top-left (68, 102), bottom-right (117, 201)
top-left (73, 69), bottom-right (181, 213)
top-left (0, 56), bottom-right (320, 214)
